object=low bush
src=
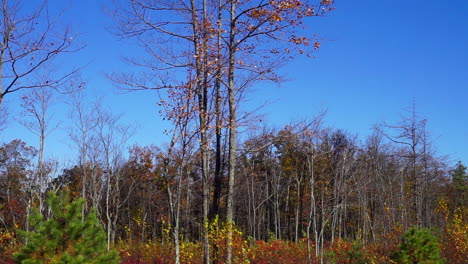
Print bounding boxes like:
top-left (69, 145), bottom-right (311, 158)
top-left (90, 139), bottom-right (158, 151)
top-left (391, 227), bottom-right (445, 264)
top-left (249, 239), bottom-right (311, 264)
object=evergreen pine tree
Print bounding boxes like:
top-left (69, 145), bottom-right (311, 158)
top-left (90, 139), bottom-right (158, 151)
top-left (391, 227), bottom-right (445, 264)
top-left (13, 192), bottom-right (119, 264)
top-left (450, 161), bottom-right (468, 207)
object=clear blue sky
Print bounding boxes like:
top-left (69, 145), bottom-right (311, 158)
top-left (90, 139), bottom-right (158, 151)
top-left (2, 0), bottom-right (467, 166)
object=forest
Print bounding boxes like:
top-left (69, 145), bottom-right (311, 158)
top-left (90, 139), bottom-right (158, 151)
top-left (0, 0), bottom-right (467, 264)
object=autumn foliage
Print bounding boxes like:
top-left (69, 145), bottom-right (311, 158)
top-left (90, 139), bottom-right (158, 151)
top-left (440, 206), bottom-right (468, 263)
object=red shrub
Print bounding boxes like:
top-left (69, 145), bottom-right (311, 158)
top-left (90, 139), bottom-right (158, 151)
top-left (249, 240), bottom-right (313, 264)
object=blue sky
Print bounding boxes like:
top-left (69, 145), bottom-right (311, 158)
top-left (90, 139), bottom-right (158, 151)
top-left (2, 0), bottom-right (467, 166)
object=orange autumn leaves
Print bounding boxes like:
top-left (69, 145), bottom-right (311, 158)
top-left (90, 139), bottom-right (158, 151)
top-left (244, 0), bottom-right (333, 57)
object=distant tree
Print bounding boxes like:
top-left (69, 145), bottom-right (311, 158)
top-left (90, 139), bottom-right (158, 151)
top-left (376, 102), bottom-right (429, 228)
top-left (0, 139), bottom-right (37, 229)
top-left (50, 166), bottom-right (85, 197)
top-left (13, 191), bottom-right (119, 264)
top-left (450, 161), bottom-right (467, 208)
top-left (67, 89), bottom-right (101, 212)
top-left (391, 227), bottom-right (445, 264)
top-left (92, 106), bottom-right (136, 250)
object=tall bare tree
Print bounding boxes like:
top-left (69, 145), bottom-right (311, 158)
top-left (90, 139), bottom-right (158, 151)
top-left (19, 83), bottom-right (58, 213)
top-left (93, 106), bottom-right (135, 250)
top-left (67, 86), bottom-right (99, 217)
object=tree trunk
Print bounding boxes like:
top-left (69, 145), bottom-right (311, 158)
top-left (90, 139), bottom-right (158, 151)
top-left (211, 0), bottom-right (224, 220)
top-left (225, 1), bottom-right (237, 262)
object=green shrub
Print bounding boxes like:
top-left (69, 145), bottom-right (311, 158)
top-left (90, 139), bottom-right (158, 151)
top-left (391, 227), bottom-right (445, 264)
top-left (13, 192), bottom-right (119, 264)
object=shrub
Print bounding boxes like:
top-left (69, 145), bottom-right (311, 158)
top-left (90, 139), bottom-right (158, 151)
top-left (0, 229), bottom-right (17, 264)
top-left (391, 227), bottom-right (445, 264)
top-left (249, 239), bottom-right (310, 264)
top-left (208, 216), bottom-right (249, 263)
top-left (441, 208), bottom-right (468, 264)
top-left (118, 240), bottom-right (202, 264)
top-left (13, 192), bottom-right (119, 264)
top-left (326, 239), bottom-right (373, 264)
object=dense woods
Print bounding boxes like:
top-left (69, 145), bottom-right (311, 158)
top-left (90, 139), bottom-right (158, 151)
top-left (0, 0), bottom-right (467, 264)
top-left (1, 112), bottom-right (467, 263)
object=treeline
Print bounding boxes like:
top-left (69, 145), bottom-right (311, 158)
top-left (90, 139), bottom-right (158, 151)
top-left (1, 109), bottom-right (466, 263)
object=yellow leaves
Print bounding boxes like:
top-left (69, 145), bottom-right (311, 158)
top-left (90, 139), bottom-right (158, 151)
top-left (440, 206), bottom-right (468, 263)
top-left (179, 241), bottom-right (201, 263)
top-left (0, 230), bottom-right (16, 249)
top-left (124, 225), bottom-right (131, 236)
top-left (446, 208), bottom-right (468, 245)
top-left (206, 216), bottom-right (250, 262)
top-left (271, 13), bottom-right (283, 21)
top-left (436, 198), bottom-right (450, 220)
top-left (160, 218), bottom-right (172, 242)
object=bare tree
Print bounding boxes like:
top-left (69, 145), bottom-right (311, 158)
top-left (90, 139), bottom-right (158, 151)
top-left (376, 102), bottom-right (427, 228)
top-left (93, 106), bottom-right (136, 250)
top-left (157, 80), bottom-right (196, 264)
top-left (67, 86), bottom-right (99, 217)
top-left (0, 0), bottom-right (82, 109)
top-left (19, 75), bottom-right (60, 213)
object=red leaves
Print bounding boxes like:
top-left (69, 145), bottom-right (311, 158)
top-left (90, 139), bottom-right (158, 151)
top-left (250, 240), bottom-right (311, 264)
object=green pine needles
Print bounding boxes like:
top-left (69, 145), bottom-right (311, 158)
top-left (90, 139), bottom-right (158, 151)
top-left (392, 227), bottom-right (445, 264)
top-left (13, 192), bottom-right (119, 264)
